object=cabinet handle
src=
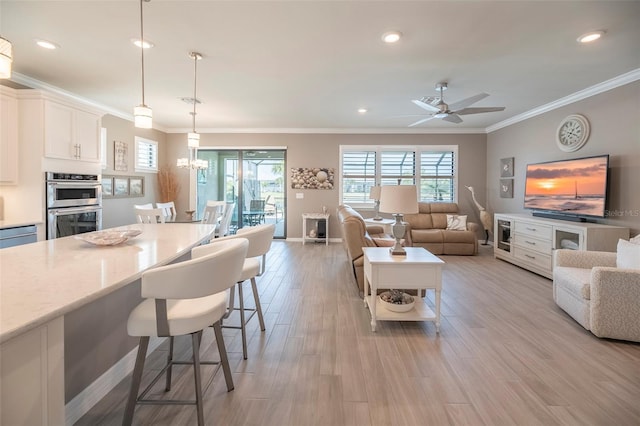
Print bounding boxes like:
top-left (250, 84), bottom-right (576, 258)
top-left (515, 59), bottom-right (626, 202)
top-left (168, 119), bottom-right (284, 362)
top-left (525, 254), bottom-right (536, 259)
top-left (526, 227), bottom-right (537, 231)
top-left (525, 240), bottom-right (536, 245)
top-left (78, 144), bottom-right (82, 159)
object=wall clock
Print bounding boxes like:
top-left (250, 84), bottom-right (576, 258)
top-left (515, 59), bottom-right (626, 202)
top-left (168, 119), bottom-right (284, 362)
top-left (556, 114), bottom-right (590, 152)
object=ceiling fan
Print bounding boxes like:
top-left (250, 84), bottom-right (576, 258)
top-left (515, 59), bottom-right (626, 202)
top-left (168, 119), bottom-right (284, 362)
top-left (408, 82), bottom-right (505, 126)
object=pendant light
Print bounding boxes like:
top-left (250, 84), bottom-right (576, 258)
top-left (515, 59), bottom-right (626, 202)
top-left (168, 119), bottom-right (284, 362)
top-left (177, 52), bottom-right (207, 170)
top-left (134, 0), bottom-right (152, 128)
top-left (187, 52), bottom-right (202, 148)
top-left (0, 37), bottom-right (13, 79)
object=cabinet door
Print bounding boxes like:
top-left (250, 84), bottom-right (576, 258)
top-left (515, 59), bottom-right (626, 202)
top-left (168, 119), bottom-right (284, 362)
top-left (44, 101), bottom-right (75, 159)
top-left (0, 92), bottom-right (19, 184)
top-left (75, 109), bottom-right (100, 162)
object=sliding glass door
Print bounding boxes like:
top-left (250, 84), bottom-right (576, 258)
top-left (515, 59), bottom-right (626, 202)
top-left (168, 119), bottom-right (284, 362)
top-left (196, 149), bottom-right (286, 238)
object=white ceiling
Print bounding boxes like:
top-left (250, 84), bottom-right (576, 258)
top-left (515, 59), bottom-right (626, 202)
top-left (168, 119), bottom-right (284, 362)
top-left (2, 1), bottom-right (639, 132)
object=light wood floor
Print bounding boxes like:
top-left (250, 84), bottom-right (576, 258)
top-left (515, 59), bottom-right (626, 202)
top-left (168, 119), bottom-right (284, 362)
top-left (77, 241), bottom-right (640, 426)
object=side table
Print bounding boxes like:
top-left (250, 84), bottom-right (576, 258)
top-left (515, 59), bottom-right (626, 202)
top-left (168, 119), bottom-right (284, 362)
top-left (302, 213), bottom-right (330, 245)
top-left (363, 247), bottom-right (445, 332)
top-left (363, 217), bottom-right (395, 234)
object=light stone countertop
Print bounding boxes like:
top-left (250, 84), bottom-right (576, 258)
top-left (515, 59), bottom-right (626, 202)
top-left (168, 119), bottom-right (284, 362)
top-left (0, 223), bottom-right (215, 344)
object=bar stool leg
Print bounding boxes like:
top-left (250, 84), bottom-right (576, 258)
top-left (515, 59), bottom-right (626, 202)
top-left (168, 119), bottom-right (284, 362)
top-left (165, 336), bottom-right (174, 391)
top-left (192, 331), bottom-right (204, 426)
top-left (213, 321), bottom-right (234, 391)
top-left (250, 277), bottom-right (266, 331)
top-left (238, 282), bottom-right (248, 359)
top-left (122, 336), bottom-right (149, 426)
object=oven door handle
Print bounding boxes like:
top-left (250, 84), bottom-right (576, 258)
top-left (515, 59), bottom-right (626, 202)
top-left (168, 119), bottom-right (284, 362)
top-left (49, 206), bottom-right (102, 215)
top-left (48, 181), bottom-right (101, 188)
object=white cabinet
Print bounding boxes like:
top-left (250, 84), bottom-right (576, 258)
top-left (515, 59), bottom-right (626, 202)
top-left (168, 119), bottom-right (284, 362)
top-left (0, 87), bottom-right (19, 184)
top-left (44, 100), bottom-right (101, 162)
top-left (494, 213), bottom-right (629, 279)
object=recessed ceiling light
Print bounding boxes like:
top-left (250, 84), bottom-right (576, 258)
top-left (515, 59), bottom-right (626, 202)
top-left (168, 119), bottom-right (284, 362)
top-left (358, 108), bottom-right (368, 114)
top-left (577, 30), bottom-right (605, 43)
top-left (131, 38), bottom-right (154, 49)
top-left (35, 39), bottom-right (59, 50)
top-left (381, 31), bottom-right (402, 44)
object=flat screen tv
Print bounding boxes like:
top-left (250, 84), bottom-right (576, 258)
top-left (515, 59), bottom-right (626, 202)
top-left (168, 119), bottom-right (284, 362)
top-left (524, 154), bottom-right (609, 220)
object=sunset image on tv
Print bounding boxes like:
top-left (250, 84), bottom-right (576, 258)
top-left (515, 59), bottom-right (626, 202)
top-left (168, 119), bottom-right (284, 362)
top-left (524, 155), bottom-right (608, 217)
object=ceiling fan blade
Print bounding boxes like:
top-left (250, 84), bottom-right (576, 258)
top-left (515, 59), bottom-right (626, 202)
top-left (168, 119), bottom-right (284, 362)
top-left (412, 99), bottom-right (440, 113)
top-left (448, 93), bottom-right (489, 111)
top-left (408, 116), bottom-right (436, 127)
top-left (442, 114), bottom-right (463, 124)
top-left (454, 106), bottom-right (506, 115)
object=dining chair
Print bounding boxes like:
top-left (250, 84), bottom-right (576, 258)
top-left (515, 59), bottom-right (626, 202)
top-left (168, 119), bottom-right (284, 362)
top-left (201, 204), bottom-right (221, 225)
top-left (133, 203), bottom-right (153, 209)
top-left (215, 223), bottom-right (275, 359)
top-left (215, 202), bottom-right (235, 238)
top-left (156, 201), bottom-right (177, 221)
top-left (123, 238), bottom-right (248, 426)
top-left (248, 199), bottom-right (266, 226)
top-left (134, 207), bottom-right (166, 224)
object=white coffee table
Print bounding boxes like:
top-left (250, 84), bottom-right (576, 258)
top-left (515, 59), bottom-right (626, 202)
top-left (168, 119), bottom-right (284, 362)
top-left (363, 247), bottom-right (445, 332)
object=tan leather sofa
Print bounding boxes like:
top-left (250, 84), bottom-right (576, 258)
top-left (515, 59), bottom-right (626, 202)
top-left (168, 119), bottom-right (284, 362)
top-left (403, 202), bottom-right (478, 255)
top-left (337, 205), bottom-right (395, 291)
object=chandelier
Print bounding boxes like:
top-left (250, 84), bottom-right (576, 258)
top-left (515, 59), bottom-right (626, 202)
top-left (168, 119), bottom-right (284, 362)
top-left (177, 52), bottom-right (207, 170)
top-left (0, 37), bottom-right (13, 79)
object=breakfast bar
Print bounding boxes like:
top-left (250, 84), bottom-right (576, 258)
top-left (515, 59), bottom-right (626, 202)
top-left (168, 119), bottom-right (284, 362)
top-left (0, 223), bottom-right (215, 425)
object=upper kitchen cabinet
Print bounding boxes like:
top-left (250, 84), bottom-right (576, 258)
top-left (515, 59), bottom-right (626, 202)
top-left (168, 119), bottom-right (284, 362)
top-left (0, 87), bottom-right (19, 184)
top-left (44, 99), bottom-right (101, 162)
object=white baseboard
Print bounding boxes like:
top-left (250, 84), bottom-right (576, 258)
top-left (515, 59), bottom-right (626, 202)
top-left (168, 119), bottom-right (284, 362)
top-left (65, 336), bottom-right (166, 426)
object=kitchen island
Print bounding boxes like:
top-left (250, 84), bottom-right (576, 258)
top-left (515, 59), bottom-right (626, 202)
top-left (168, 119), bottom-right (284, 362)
top-left (0, 223), bottom-right (215, 425)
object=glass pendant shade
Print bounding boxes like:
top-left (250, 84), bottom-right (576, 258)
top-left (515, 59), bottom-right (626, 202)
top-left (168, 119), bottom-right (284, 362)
top-left (187, 132), bottom-right (200, 148)
top-left (134, 104), bottom-right (153, 128)
top-left (0, 37), bottom-right (13, 79)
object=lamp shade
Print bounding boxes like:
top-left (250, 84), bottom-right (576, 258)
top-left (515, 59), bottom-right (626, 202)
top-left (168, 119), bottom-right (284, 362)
top-left (379, 185), bottom-right (418, 214)
top-left (0, 37), bottom-right (12, 79)
top-left (369, 185), bottom-right (381, 200)
top-left (134, 105), bottom-right (153, 128)
top-left (187, 132), bottom-right (200, 148)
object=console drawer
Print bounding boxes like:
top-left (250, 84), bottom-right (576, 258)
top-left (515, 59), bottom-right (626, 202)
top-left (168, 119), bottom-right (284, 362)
top-left (515, 221), bottom-right (552, 240)
top-left (514, 246), bottom-right (552, 270)
top-left (513, 234), bottom-right (552, 254)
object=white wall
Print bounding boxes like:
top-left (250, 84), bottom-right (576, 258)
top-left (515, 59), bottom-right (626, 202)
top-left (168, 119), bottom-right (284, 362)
top-left (487, 81), bottom-right (640, 236)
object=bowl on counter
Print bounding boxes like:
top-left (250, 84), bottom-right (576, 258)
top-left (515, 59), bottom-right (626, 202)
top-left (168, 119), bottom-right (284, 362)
top-left (75, 229), bottom-right (142, 246)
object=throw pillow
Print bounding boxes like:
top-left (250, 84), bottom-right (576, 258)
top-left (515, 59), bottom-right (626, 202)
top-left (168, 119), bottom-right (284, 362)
top-left (446, 214), bottom-right (467, 231)
top-left (616, 239), bottom-right (640, 270)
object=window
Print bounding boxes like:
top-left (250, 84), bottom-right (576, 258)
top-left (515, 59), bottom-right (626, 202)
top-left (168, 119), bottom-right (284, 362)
top-left (134, 137), bottom-right (158, 172)
top-left (339, 145), bottom-right (457, 207)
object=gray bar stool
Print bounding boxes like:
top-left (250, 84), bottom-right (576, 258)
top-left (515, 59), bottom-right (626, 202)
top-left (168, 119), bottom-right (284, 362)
top-left (122, 238), bottom-right (248, 426)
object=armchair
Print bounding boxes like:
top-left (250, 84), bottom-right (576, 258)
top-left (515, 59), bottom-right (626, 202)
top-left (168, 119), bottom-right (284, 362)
top-left (553, 248), bottom-right (640, 342)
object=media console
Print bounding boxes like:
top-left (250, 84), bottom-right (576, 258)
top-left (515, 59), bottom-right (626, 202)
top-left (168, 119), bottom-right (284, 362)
top-left (494, 213), bottom-right (629, 279)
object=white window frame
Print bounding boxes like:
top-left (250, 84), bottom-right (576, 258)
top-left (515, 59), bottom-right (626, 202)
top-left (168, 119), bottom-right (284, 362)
top-left (339, 145), bottom-right (458, 209)
top-left (134, 136), bottom-right (158, 173)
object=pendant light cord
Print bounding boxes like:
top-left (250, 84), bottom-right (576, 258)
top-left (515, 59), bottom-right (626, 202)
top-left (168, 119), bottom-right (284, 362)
top-left (140, 0), bottom-right (146, 106)
top-left (192, 53), bottom-right (198, 132)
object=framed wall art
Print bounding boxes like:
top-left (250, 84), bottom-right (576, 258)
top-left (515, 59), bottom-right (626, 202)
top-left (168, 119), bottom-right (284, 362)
top-left (290, 167), bottom-right (334, 189)
top-left (101, 176), bottom-right (113, 197)
top-left (114, 141), bottom-right (128, 172)
top-left (129, 176), bottom-right (144, 197)
top-left (500, 157), bottom-right (514, 177)
top-left (113, 177), bottom-right (129, 197)
top-left (500, 179), bottom-right (513, 198)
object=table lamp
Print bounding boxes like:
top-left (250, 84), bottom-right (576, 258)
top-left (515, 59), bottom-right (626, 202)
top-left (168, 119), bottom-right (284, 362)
top-left (379, 185), bottom-right (418, 255)
top-left (369, 185), bottom-right (382, 220)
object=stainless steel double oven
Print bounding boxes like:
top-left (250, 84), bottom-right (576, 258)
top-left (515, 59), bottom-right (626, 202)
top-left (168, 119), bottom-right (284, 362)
top-left (46, 172), bottom-right (102, 239)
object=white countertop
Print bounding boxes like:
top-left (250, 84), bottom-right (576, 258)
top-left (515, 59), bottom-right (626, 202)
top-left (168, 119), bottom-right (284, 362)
top-left (0, 223), bottom-right (215, 344)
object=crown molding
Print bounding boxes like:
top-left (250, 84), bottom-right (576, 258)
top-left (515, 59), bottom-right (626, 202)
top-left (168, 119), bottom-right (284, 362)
top-left (486, 68), bottom-right (640, 133)
top-left (9, 72), bottom-right (168, 133)
top-left (164, 127), bottom-right (487, 134)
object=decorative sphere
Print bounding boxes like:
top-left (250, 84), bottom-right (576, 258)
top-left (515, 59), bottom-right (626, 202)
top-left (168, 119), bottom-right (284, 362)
top-left (316, 170), bottom-right (328, 182)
